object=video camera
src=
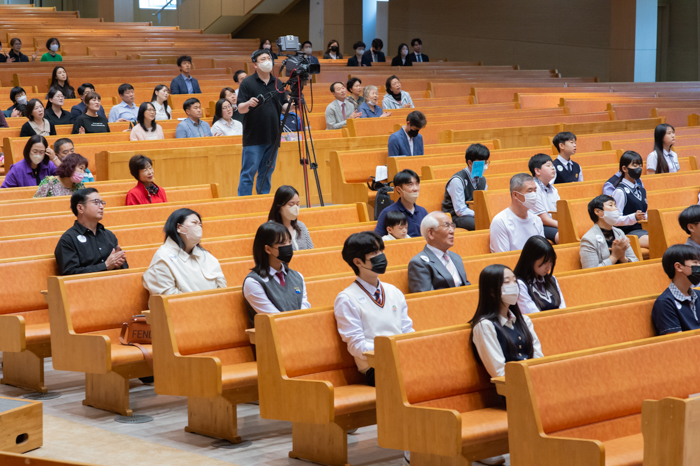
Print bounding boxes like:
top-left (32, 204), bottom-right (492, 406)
top-left (275, 35), bottom-right (320, 84)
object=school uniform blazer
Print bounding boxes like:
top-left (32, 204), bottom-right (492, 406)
top-left (407, 245), bottom-right (469, 293)
top-left (346, 55), bottom-right (371, 67)
top-left (406, 52), bottom-right (429, 64)
top-left (580, 223), bottom-right (639, 269)
top-left (388, 128), bottom-right (424, 157)
top-left (169, 74), bottom-right (202, 94)
top-left (362, 50), bottom-right (385, 64)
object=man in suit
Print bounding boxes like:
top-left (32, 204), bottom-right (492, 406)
top-left (325, 82), bottom-right (360, 129)
top-left (170, 55), bottom-right (202, 95)
top-left (347, 41), bottom-right (371, 67)
top-left (408, 211), bottom-right (469, 293)
top-left (301, 41), bottom-right (320, 65)
top-left (406, 38), bottom-right (429, 64)
top-left (580, 194), bottom-right (638, 269)
top-left (363, 38), bottom-right (386, 64)
top-left (388, 110), bottom-right (426, 157)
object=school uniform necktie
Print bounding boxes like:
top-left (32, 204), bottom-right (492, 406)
top-left (567, 161), bottom-right (573, 171)
top-left (417, 54), bottom-right (422, 62)
top-left (373, 289), bottom-right (381, 301)
top-left (276, 271), bottom-right (286, 287)
top-left (443, 253), bottom-right (461, 286)
top-left (341, 102), bottom-right (346, 120)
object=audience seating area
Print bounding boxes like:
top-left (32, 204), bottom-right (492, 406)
top-left (3, 4), bottom-right (700, 466)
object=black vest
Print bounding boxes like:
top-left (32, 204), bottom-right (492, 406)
top-left (244, 266), bottom-right (305, 327)
top-left (493, 321), bottom-right (531, 363)
top-left (524, 278), bottom-right (561, 312)
top-left (552, 158), bottom-right (581, 184)
top-left (441, 169), bottom-right (487, 216)
top-left (616, 183), bottom-right (647, 234)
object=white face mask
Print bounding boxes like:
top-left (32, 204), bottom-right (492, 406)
top-left (602, 209), bottom-right (620, 226)
top-left (516, 191), bottom-right (538, 210)
top-left (303, 47), bottom-right (312, 54)
top-left (501, 282), bottom-right (519, 306)
top-left (29, 153), bottom-right (44, 165)
top-left (179, 224), bottom-right (203, 244)
top-left (356, 48), bottom-right (365, 56)
top-left (17, 95), bottom-right (27, 105)
top-left (258, 60), bottom-right (273, 73)
top-left (50, 44), bottom-right (59, 52)
top-left (401, 49), bottom-right (408, 57)
top-left (282, 205), bottom-right (300, 221)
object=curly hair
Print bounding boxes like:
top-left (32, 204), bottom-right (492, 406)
top-left (56, 153), bottom-right (88, 178)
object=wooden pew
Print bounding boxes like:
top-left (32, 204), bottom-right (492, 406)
top-left (0, 452), bottom-right (96, 466)
top-left (504, 331), bottom-right (700, 466)
top-left (0, 179), bottom-right (135, 202)
top-left (647, 206), bottom-right (690, 259)
top-left (148, 288), bottom-right (256, 443)
top-left (566, 126), bottom-right (700, 153)
top-left (642, 395), bottom-right (700, 466)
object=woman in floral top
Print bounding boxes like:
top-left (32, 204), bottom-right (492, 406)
top-left (33, 153), bottom-right (88, 198)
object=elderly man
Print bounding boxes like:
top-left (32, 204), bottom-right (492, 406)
top-left (407, 211), bottom-right (469, 293)
top-left (325, 82), bottom-right (360, 130)
top-left (55, 188), bottom-right (128, 275)
top-left (490, 173), bottom-right (545, 253)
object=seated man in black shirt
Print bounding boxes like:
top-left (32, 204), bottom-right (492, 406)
top-left (55, 188), bottom-right (128, 275)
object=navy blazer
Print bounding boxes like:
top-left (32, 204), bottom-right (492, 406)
top-left (362, 50), bottom-right (385, 64)
top-left (347, 55), bottom-right (371, 67)
top-left (406, 52), bottom-right (429, 64)
top-left (388, 128), bottom-right (424, 157)
top-left (170, 74), bottom-right (202, 94)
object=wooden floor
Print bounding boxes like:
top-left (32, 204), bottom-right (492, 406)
top-left (0, 357), bottom-right (509, 466)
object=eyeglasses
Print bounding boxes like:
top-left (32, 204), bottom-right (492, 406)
top-left (30, 151), bottom-right (46, 156)
top-left (439, 222), bottom-right (456, 230)
top-left (84, 200), bottom-right (107, 207)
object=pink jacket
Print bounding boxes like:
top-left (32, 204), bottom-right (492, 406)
top-left (129, 123), bottom-right (164, 141)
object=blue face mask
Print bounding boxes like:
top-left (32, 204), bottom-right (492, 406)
top-left (50, 44), bottom-right (59, 52)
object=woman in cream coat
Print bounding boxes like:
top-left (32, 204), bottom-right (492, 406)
top-left (142, 208), bottom-right (227, 295)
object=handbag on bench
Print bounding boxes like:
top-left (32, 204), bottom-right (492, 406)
top-left (119, 315), bottom-right (153, 368)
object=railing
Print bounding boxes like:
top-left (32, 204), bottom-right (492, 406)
top-left (152, 0), bottom-right (177, 23)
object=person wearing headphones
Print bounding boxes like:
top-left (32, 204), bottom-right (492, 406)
top-left (237, 48), bottom-right (289, 196)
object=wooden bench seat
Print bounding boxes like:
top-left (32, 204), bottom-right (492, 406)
top-left (647, 206), bottom-right (693, 259)
top-left (504, 331), bottom-right (700, 466)
top-left (559, 126), bottom-right (700, 152)
top-left (0, 179), bottom-right (135, 202)
top-left (642, 394), bottom-right (700, 466)
top-left (149, 288), bottom-right (257, 443)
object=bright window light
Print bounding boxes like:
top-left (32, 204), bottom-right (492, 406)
top-left (139, 0), bottom-right (177, 10)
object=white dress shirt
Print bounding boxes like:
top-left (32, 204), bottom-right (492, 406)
top-left (612, 178), bottom-right (647, 226)
top-left (646, 149), bottom-right (679, 172)
top-left (242, 266), bottom-right (310, 315)
top-left (334, 277), bottom-right (413, 372)
top-left (402, 127), bottom-right (414, 155)
top-left (142, 237), bottom-right (227, 295)
top-left (553, 155), bottom-right (584, 182)
top-left (490, 208), bottom-right (545, 253)
top-left (472, 311), bottom-right (543, 378)
top-left (516, 277), bottom-right (566, 315)
top-left (533, 178), bottom-right (560, 217)
top-left (211, 118), bottom-right (243, 136)
top-left (414, 52), bottom-right (423, 62)
top-left (152, 100), bottom-right (172, 120)
top-left (447, 167), bottom-right (488, 217)
top-left (426, 243), bottom-right (463, 287)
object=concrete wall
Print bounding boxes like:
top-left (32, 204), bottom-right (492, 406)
top-left (663, 0), bottom-right (699, 81)
top-left (234, 0), bottom-right (309, 43)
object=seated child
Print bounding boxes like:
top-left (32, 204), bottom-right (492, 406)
top-left (552, 131), bottom-right (582, 184)
top-left (679, 205), bottom-right (700, 254)
top-left (382, 211), bottom-right (410, 241)
top-left (652, 244), bottom-right (700, 335)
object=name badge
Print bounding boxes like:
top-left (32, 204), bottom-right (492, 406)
top-left (392, 305), bottom-right (397, 312)
top-left (420, 255), bottom-right (429, 263)
top-left (556, 165), bottom-right (563, 172)
top-left (77, 235), bottom-right (87, 243)
top-left (294, 287), bottom-right (301, 294)
top-left (595, 235), bottom-right (605, 244)
top-left (358, 296), bottom-right (366, 304)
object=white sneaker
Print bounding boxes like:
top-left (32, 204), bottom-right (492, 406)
top-left (403, 451), bottom-right (410, 465)
top-left (479, 456), bottom-right (505, 466)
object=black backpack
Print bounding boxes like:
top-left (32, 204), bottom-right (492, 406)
top-left (367, 177), bottom-right (393, 220)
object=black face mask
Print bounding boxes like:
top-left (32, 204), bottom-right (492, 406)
top-left (686, 265), bottom-right (700, 286)
top-left (330, 46), bottom-right (339, 52)
top-left (366, 254), bottom-right (388, 274)
top-left (275, 244), bottom-right (294, 263)
top-left (627, 167), bottom-right (643, 180)
top-left (407, 129), bottom-right (419, 138)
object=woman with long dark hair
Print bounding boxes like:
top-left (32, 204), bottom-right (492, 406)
top-left (391, 43), bottom-right (411, 66)
top-left (142, 208), bottom-right (226, 295)
top-left (513, 236), bottom-right (566, 314)
top-left (323, 39), bottom-right (342, 59)
top-left (612, 150), bottom-right (648, 248)
top-left (150, 85), bottom-right (171, 120)
top-left (44, 88), bottom-right (72, 126)
top-left (130, 102), bottom-right (164, 141)
top-left (48, 66), bottom-right (75, 99)
top-left (268, 185), bottom-right (313, 250)
top-left (470, 264), bottom-right (543, 378)
top-left (647, 123), bottom-right (678, 175)
top-left (243, 221), bottom-right (310, 326)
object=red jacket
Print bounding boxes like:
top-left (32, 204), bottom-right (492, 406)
top-left (125, 182), bottom-right (168, 205)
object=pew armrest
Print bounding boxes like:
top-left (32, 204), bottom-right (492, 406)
top-left (263, 376), bottom-right (336, 424)
top-left (492, 376), bottom-right (506, 396)
top-left (363, 350), bottom-right (374, 368)
top-left (245, 328), bottom-right (256, 345)
top-left (385, 401), bottom-right (463, 457)
top-left (158, 354), bottom-right (223, 398)
top-left (0, 315), bottom-right (25, 352)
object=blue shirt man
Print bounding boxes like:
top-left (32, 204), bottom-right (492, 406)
top-left (170, 56), bottom-right (202, 94)
top-left (108, 84), bottom-right (137, 123)
top-left (175, 98), bottom-right (211, 138)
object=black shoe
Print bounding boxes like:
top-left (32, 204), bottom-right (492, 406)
top-left (139, 376), bottom-right (154, 384)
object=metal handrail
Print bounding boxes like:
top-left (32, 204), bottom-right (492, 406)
top-left (152, 0), bottom-right (176, 16)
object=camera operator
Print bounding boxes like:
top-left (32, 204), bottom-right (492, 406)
top-left (237, 49), bottom-right (288, 196)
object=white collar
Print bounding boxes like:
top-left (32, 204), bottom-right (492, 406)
top-left (402, 127), bottom-right (413, 141)
top-left (336, 99), bottom-right (347, 107)
top-left (621, 178), bottom-right (636, 188)
top-left (269, 265), bottom-right (286, 276)
top-left (556, 154), bottom-right (572, 165)
top-left (663, 148), bottom-right (673, 156)
top-left (497, 310), bottom-right (517, 328)
top-left (164, 237), bottom-right (203, 262)
top-left (355, 276), bottom-right (380, 293)
top-left (426, 243), bottom-right (449, 260)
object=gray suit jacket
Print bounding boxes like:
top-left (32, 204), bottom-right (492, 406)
top-left (408, 245), bottom-right (470, 293)
top-left (580, 223), bottom-right (638, 269)
top-left (325, 99), bottom-right (356, 130)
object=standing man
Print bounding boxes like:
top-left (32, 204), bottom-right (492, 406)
top-left (108, 84), bottom-right (138, 123)
top-left (237, 49), bottom-right (288, 196)
top-left (55, 188), bottom-right (128, 275)
top-left (363, 38), bottom-right (386, 64)
top-left (406, 38), bottom-right (429, 64)
top-left (170, 55), bottom-right (201, 95)
top-left (325, 82), bottom-right (360, 130)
